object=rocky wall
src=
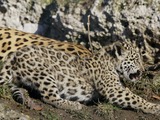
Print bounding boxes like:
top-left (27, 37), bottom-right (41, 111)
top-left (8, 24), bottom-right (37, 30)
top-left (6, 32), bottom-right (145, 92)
top-left (0, 0), bottom-right (51, 34)
top-left (0, 0), bottom-right (160, 66)
top-left (46, 0), bottom-right (160, 45)
top-left (0, 0), bottom-right (159, 44)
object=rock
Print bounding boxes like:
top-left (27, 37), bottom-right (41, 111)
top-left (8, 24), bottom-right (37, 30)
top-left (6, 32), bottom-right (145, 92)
top-left (0, 0), bottom-right (159, 64)
top-left (0, 103), bottom-right (31, 120)
top-left (45, 0), bottom-right (160, 45)
top-left (0, 5), bottom-right (7, 13)
top-left (0, 0), bottom-right (159, 43)
top-left (21, 23), bottom-right (38, 33)
top-left (0, 0), bottom-right (48, 33)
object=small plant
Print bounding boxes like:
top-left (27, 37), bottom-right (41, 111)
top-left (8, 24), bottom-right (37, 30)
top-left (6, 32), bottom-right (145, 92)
top-left (0, 85), bottom-right (10, 99)
top-left (0, 61), bottom-right (11, 98)
top-left (66, 109), bottom-right (91, 120)
top-left (94, 103), bottom-right (119, 119)
top-left (41, 111), bottom-right (60, 120)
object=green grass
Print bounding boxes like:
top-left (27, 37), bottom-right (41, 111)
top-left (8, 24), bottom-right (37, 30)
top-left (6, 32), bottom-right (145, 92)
top-left (0, 85), bottom-right (11, 99)
top-left (41, 111), bottom-right (60, 120)
top-left (123, 73), bottom-right (160, 100)
top-left (0, 61), bottom-right (11, 99)
top-left (66, 109), bottom-right (91, 120)
top-left (94, 103), bottom-right (120, 120)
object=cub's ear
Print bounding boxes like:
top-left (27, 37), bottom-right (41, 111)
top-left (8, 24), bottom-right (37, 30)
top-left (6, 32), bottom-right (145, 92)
top-left (113, 42), bottom-right (126, 60)
top-left (114, 41), bottom-right (125, 55)
top-left (103, 41), bottom-right (126, 60)
top-left (113, 39), bottom-right (137, 59)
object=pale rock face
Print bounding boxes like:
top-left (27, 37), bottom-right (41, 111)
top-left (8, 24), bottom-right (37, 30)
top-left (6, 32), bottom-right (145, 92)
top-left (45, 0), bottom-right (160, 44)
top-left (0, 0), bottom-right (46, 33)
top-left (0, 0), bottom-right (159, 43)
top-left (0, 103), bottom-right (30, 120)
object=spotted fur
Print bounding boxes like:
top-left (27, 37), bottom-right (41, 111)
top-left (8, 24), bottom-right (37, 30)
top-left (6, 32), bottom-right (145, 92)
top-left (0, 27), bottom-right (156, 72)
top-left (0, 41), bottom-right (159, 115)
top-left (0, 27), bottom-right (91, 61)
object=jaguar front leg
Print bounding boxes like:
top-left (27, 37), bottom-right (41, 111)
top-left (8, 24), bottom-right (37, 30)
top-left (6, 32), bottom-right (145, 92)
top-left (40, 86), bottom-right (83, 110)
top-left (37, 76), bottom-right (83, 110)
top-left (96, 79), bottom-right (160, 115)
top-left (10, 84), bottom-right (42, 110)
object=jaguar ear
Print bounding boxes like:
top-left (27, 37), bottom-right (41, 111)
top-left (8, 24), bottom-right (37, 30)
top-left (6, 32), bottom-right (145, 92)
top-left (103, 40), bottom-right (130, 60)
top-left (113, 43), bottom-right (125, 60)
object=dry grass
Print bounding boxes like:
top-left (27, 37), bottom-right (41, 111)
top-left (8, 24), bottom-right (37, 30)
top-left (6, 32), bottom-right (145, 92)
top-left (124, 73), bottom-right (160, 101)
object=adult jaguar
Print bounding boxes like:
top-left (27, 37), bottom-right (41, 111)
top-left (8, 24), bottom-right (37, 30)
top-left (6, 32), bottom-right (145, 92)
top-left (0, 40), bottom-right (159, 115)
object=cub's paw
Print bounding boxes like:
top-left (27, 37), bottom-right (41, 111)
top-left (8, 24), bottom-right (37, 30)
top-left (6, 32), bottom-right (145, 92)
top-left (71, 101), bottom-right (83, 110)
top-left (144, 104), bottom-right (160, 115)
top-left (152, 105), bottom-right (160, 115)
top-left (62, 100), bottom-right (83, 110)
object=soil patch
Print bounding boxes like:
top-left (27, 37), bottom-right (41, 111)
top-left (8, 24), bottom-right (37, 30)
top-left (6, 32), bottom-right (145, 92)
top-left (0, 97), bottom-right (159, 120)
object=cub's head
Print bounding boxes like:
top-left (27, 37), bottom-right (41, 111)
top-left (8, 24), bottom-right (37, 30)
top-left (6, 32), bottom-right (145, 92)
top-left (110, 40), bottom-right (144, 82)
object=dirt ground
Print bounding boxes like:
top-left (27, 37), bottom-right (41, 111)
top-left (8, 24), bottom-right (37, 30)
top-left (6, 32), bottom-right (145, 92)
top-left (0, 96), bottom-right (160, 120)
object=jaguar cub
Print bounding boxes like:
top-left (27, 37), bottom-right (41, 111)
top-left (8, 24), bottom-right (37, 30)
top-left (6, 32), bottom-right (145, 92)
top-left (0, 41), bottom-right (160, 115)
